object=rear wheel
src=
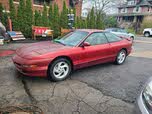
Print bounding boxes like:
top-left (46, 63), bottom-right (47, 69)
top-left (144, 32), bottom-right (150, 37)
top-left (130, 36), bottom-right (134, 41)
top-left (115, 49), bottom-right (127, 65)
top-left (48, 58), bottom-right (71, 82)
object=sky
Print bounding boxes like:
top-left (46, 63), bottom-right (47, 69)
top-left (82, 0), bottom-right (126, 16)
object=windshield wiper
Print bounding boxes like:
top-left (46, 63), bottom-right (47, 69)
top-left (54, 40), bottom-right (66, 46)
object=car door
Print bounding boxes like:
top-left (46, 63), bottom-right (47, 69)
top-left (104, 32), bottom-right (124, 60)
top-left (75, 32), bottom-right (112, 68)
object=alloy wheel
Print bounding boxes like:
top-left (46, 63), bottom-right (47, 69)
top-left (53, 61), bottom-right (69, 79)
top-left (117, 51), bottom-right (126, 64)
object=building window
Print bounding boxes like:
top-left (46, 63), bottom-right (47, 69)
top-left (128, 0), bottom-right (135, 5)
top-left (85, 12), bottom-right (87, 16)
top-left (133, 7), bottom-right (141, 13)
top-left (148, 7), bottom-right (150, 12)
top-left (70, 0), bottom-right (80, 7)
top-left (123, 8), bottom-right (125, 12)
top-left (34, 0), bottom-right (53, 5)
top-left (121, 8), bottom-right (127, 13)
top-left (136, 7), bottom-right (139, 12)
top-left (70, 0), bottom-right (74, 7)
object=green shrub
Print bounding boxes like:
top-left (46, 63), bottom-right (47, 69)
top-left (0, 3), bottom-right (8, 27)
top-left (8, 1), bottom-right (119, 38)
top-left (104, 16), bottom-right (117, 28)
top-left (127, 28), bottom-right (136, 35)
top-left (142, 16), bottom-right (152, 29)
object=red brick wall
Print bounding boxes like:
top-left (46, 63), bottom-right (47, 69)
top-left (75, 0), bottom-right (82, 17)
top-left (0, 0), bottom-right (82, 16)
top-left (52, 0), bottom-right (82, 16)
top-left (0, 0), bottom-right (9, 11)
top-left (54, 0), bottom-right (70, 12)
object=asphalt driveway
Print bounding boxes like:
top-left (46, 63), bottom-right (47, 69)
top-left (0, 37), bottom-right (152, 114)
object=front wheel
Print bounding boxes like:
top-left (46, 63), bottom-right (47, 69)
top-left (48, 58), bottom-right (72, 82)
top-left (115, 50), bottom-right (127, 65)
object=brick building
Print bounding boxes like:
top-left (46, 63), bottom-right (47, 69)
top-left (0, 0), bottom-right (82, 17)
top-left (116, 0), bottom-right (152, 29)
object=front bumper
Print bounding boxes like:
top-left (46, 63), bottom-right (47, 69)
top-left (136, 93), bottom-right (149, 114)
top-left (12, 55), bottom-right (53, 77)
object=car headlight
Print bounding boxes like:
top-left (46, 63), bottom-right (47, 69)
top-left (143, 81), bottom-right (152, 110)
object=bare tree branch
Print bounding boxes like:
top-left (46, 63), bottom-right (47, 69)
top-left (83, 0), bottom-right (126, 13)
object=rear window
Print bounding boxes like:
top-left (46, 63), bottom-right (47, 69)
top-left (105, 33), bottom-right (122, 43)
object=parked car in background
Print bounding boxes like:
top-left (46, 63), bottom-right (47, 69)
top-left (12, 29), bottom-right (132, 82)
top-left (105, 28), bottom-right (135, 41)
top-left (143, 28), bottom-right (152, 37)
top-left (136, 77), bottom-right (152, 114)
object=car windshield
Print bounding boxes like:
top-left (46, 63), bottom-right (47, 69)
top-left (53, 31), bottom-right (89, 46)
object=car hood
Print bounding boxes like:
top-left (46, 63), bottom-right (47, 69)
top-left (16, 41), bottom-right (70, 59)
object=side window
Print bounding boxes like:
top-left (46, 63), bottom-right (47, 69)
top-left (85, 33), bottom-right (108, 46)
top-left (117, 29), bottom-right (121, 32)
top-left (105, 33), bottom-right (122, 43)
top-left (112, 29), bottom-right (117, 32)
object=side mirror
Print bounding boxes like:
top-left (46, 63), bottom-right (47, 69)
top-left (82, 42), bottom-right (91, 47)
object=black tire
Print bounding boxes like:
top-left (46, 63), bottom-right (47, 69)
top-left (144, 32), bottom-right (150, 37)
top-left (130, 36), bottom-right (134, 43)
top-left (115, 49), bottom-right (127, 65)
top-left (130, 36), bottom-right (134, 41)
top-left (47, 58), bottom-right (72, 82)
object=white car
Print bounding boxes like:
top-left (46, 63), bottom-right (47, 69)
top-left (105, 28), bottom-right (135, 41)
top-left (143, 28), bottom-right (152, 37)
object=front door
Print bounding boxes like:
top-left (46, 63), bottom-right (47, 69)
top-left (75, 32), bottom-right (112, 68)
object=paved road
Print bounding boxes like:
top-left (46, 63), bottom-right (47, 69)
top-left (0, 56), bottom-right (134, 114)
top-left (0, 37), bottom-right (152, 113)
top-left (71, 38), bottom-right (152, 103)
top-left (71, 57), bottom-right (152, 102)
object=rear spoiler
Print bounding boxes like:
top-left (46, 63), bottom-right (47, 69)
top-left (119, 36), bottom-right (131, 41)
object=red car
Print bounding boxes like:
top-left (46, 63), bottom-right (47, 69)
top-left (12, 29), bottom-right (132, 81)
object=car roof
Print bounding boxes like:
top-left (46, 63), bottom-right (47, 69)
top-left (76, 29), bottom-right (104, 33)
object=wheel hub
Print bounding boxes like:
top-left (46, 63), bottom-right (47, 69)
top-left (53, 61), bottom-right (69, 79)
top-left (118, 51), bottom-right (126, 64)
